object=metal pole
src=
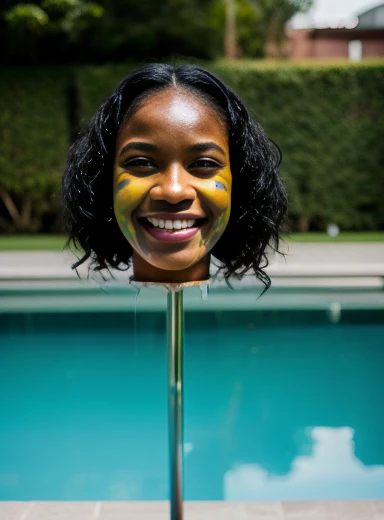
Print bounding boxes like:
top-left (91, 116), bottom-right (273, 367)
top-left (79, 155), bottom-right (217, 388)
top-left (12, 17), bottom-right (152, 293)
top-left (167, 289), bottom-right (184, 520)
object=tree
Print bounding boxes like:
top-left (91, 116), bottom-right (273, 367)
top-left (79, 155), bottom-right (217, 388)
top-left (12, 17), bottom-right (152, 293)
top-left (224, 0), bottom-right (238, 59)
top-left (88, 0), bottom-right (221, 62)
top-left (2, 0), bottom-right (104, 63)
top-left (219, 0), bottom-right (313, 59)
top-left (1, 0), bottom-right (313, 64)
top-left (259, 0), bottom-right (313, 57)
top-left (4, 4), bottom-right (48, 62)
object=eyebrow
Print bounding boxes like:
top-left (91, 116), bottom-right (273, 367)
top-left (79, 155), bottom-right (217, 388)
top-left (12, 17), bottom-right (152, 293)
top-left (118, 141), bottom-right (226, 157)
top-left (187, 142), bottom-right (226, 155)
top-left (118, 142), bottom-right (158, 157)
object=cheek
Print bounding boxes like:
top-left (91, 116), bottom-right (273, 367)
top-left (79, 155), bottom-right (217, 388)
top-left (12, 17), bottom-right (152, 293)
top-left (198, 171), bottom-right (232, 216)
top-left (215, 207), bottom-right (230, 230)
top-left (212, 186), bottom-right (231, 213)
top-left (113, 177), bottom-right (150, 243)
top-left (114, 178), bottom-right (148, 214)
top-left (198, 174), bottom-right (231, 244)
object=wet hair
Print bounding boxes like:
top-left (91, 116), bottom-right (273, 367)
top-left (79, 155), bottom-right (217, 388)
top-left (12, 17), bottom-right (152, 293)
top-left (63, 63), bottom-right (288, 290)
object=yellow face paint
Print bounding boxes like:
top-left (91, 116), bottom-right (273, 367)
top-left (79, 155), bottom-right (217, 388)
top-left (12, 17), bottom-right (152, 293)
top-left (193, 166), bottom-right (232, 249)
top-left (114, 172), bottom-right (159, 260)
top-left (113, 89), bottom-right (232, 282)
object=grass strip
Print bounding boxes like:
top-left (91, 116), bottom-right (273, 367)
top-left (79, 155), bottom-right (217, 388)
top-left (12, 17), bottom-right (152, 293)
top-left (286, 232), bottom-right (384, 242)
top-left (0, 235), bottom-right (67, 251)
top-left (0, 232), bottom-right (383, 251)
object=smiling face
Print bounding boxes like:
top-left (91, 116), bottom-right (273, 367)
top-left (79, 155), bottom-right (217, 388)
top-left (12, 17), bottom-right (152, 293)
top-left (113, 88), bottom-right (232, 283)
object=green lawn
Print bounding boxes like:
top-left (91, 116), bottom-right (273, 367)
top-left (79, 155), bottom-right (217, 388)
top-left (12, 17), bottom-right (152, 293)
top-left (285, 232), bottom-right (384, 242)
top-left (0, 232), bottom-right (383, 251)
top-left (0, 235), bottom-right (67, 251)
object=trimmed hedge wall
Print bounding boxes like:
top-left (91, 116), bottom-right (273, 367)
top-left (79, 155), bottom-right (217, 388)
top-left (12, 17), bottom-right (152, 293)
top-left (0, 67), bottom-right (69, 231)
top-left (210, 62), bottom-right (384, 231)
top-left (1, 61), bottom-right (383, 232)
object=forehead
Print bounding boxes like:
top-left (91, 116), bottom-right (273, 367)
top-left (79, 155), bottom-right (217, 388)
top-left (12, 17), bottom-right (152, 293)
top-left (116, 88), bottom-right (228, 149)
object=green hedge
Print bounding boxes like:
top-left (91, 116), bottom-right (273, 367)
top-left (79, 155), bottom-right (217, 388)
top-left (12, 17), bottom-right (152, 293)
top-left (210, 61), bottom-right (384, 231)
top-left (0, 67), bottom-right (69, 232)
top-left (1, 60), bottom-right (384, 232)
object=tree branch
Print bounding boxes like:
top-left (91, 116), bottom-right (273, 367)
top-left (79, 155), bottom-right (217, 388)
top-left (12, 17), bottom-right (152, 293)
top-left (0, 186), bottom-right (22, 229)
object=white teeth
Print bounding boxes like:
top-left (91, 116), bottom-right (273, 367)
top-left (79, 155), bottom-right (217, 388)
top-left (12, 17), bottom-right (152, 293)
top-left (173, 220), bottom-right (182, 230)
top-left (147, 217), bottom-right (197, 230)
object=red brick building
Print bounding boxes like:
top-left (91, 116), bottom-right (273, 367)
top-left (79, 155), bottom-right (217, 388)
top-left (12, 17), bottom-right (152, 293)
top-left (285, 27), bottom-right (384, 59)
top-left (268, 3), bottom-right (384, 60)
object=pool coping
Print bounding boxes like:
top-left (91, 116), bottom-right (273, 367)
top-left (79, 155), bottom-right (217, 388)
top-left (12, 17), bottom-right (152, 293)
top-left (1, 500), bottom-right (383, 519)
top-left (1, 284), bottom-right (384, 313)
top-left (0, 245), bottom-right (384, 288)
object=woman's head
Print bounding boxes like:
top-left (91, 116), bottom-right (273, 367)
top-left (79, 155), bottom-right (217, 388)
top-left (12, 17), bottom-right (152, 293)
top-left (114, 87), bottom-right (232, 283)
top-left (63, 63), bottom-right (287, 288)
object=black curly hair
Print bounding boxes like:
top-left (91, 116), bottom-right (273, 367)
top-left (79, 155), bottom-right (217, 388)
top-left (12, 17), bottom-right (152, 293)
top-left (62, 63), bottom-right (288, 290)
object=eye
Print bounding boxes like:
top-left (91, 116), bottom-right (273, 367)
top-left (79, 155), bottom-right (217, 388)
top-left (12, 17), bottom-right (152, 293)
top-left (122, 157), bottom-right (158, 174)
top-left (188, 158), bottom-right (223, 171)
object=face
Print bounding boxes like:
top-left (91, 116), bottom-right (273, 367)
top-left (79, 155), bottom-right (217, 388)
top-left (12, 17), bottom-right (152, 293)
top-left (113, 88), bottom-right (232, 282)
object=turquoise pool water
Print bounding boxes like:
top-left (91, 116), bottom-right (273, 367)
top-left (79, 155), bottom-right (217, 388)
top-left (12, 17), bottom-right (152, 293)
top-left (0, 286), bottom-right (384, 501)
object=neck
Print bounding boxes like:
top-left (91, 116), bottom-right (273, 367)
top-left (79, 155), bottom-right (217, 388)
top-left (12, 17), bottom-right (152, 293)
top-left (132, 253), bottom-right (210, 284)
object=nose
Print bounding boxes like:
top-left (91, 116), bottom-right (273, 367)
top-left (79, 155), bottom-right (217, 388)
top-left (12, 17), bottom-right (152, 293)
top-left (150, 164), bottom-right (197, 204)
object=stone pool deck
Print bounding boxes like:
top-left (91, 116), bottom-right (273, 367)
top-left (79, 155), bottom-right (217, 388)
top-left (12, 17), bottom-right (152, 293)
top-left (1, 245), bottom-right (383, 518)
top-left (0, 242), bottom-right (383, 286)
top-left (1, 501), bottom-right (384, 519)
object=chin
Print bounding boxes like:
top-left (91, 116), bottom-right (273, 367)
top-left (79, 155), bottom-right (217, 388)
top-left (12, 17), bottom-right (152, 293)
top-left (149, 255), bottom-right (203, 272)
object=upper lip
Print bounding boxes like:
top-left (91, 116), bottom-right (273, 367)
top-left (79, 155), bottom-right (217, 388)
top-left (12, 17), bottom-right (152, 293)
top-left (140, 212), bottom-right (206, 220)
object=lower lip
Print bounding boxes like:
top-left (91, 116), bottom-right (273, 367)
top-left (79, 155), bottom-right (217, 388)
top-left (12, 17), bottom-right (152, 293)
top-left (143, 223), bottom-right (200, 243)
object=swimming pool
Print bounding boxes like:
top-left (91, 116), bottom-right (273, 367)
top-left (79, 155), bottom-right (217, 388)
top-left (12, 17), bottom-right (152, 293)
top-left (1, 283), bottom-right (383, 501)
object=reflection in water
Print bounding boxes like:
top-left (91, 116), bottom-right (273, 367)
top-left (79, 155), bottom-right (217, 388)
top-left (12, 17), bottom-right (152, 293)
top-left (0, 308), bottom-right (383, 500)
top-left (199, 283), bottom-right (209, 301)
top-left (184, 311), bottom-right (384, 500)
top-left (224, 427), bottom-right (384, 500)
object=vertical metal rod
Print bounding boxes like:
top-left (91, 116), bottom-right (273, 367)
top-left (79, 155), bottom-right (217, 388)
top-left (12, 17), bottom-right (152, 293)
top-left (167, 289), bottom-right (184, 520)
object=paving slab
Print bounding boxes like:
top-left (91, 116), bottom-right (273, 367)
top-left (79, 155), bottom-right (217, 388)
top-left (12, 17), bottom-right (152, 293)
top-left (0, 243), bottom-right (383, 282)
top-left (0, 501), bottom-right (383, 520)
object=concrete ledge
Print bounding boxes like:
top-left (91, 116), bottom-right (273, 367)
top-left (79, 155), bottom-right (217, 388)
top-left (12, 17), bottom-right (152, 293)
top-left (0, 501), bottom-right (383, 519)
top-left (0, 244), bottom-right (384, 283)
